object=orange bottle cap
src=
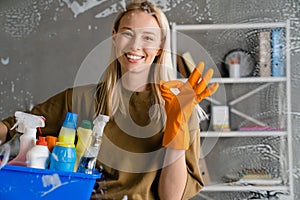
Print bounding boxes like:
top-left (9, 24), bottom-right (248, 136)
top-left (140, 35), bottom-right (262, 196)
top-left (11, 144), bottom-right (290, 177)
top-left (36, 136), bottom-right (47, 146)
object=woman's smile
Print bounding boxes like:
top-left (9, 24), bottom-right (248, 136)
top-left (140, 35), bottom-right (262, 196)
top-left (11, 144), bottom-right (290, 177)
top-left (125, 52), bottom-right (145, 63)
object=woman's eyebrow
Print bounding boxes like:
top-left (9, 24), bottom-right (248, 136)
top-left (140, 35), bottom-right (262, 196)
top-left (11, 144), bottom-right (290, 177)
top-left (119, 26), bottom-right (132, 32)
top-left (120, 26), bottom-right (158, 35)
top-left (143, 31), bottom-right (157, 36)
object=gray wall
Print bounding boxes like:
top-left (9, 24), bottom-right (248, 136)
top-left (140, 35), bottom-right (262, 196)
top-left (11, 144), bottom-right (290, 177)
top-left (1, 0), bottom-right (299, 199)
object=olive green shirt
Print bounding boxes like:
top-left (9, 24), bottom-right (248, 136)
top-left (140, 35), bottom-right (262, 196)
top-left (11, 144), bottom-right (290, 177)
top-left (2, 84), bottom-right (203, 200)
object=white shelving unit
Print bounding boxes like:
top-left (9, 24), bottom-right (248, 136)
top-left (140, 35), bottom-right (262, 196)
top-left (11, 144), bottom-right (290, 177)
top-left (202, 184), bottom-right (289, 192)
top-left (201, 131), bottom-right (287, 138)
top-left (171, 21), bottom-right (293, 199)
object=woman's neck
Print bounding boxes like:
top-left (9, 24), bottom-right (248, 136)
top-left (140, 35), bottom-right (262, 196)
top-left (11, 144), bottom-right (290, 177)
top-left (121, 68), bottom-right (151, 92)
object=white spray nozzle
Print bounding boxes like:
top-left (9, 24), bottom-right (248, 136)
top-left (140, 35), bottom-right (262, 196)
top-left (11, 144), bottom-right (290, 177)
top-left (121, 195), bottom-right (128, 200)
top-left (11, 111), bottom-right (45, 133)
top-left (92, 114), bottom-right (109, 137)
top-left (94, 114), bottom-right (109, 124)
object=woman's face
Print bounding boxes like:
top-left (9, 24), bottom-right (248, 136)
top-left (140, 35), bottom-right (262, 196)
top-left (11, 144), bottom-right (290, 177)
top-left (113, 10), bottom-right (162, 75)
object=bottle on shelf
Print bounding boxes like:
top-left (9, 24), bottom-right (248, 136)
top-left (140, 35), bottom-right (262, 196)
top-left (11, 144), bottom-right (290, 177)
top-left (77, 114), bottom-right (109, 174)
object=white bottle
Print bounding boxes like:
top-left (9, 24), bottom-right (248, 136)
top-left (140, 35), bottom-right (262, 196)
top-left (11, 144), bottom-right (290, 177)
top-left (229, 63), bottom-right (240, 78)
top-left (27, 136), bottom-right (50, 169)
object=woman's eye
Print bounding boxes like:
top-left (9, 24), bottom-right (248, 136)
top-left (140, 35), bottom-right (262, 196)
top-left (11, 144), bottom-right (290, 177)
top-left (121, 31), bottom-right (133, 37)
top-left (144, 35), bottom-right (154, 41)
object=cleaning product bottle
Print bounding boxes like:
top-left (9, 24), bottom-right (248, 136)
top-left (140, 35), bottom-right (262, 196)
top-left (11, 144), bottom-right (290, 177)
top-left (74, 119), bottom-right (93, 171)
top-left (49, 142), bottom-right (76, 172)
top-left (26, 136), bottom-right (50, 169)
top-left (48, 112), bottom-right (77, 172)
top-left (77, 114), bottom-right (109, 174)
top-left (45, 136), bottom-right (57, 152)
top-left (58, 112), bottom-right (78, 144)
top-left (8, 111), bottom-right (45, 166)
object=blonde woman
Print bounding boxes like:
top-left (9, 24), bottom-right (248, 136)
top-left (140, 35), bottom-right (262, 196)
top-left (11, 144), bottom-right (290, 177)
top-left (0, 1), bottom-right (218, 199)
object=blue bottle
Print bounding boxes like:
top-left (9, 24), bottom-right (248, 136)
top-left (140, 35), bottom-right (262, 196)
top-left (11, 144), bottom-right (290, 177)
top-left (49, 142), bottom-right (76, 172)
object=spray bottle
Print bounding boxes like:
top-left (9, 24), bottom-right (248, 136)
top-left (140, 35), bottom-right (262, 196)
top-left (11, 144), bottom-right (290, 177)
top-left (8, 111), bottom-right (45, 166)
top-left (74, 120), bottom-right (93, 171)
top-left (77, 114), bottom-right (109, 174)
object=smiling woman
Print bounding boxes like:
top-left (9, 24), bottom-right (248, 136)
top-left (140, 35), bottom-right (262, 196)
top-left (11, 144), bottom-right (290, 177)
top-left (0, 1), bottom-right (221, 200)
top-left (112, 9), bottom-right (162, 85)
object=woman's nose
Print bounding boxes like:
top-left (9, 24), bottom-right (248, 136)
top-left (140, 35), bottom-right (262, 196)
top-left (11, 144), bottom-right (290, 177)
top-left (129, 36), bottom-right (142, 50)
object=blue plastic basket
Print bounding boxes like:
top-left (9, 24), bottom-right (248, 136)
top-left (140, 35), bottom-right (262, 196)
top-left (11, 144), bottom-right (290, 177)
top-left (0, 165), bottom-right (100, 200)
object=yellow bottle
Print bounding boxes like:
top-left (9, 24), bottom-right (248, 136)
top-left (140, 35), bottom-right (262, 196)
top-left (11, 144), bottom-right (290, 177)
top-left (74, 120), bottom-right (92, 171)
top-left (58, 112), bottom-right (78, 144)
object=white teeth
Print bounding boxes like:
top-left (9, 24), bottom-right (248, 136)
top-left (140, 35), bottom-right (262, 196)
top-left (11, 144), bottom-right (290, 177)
top-left (126, 54), bottom-right (142, 60)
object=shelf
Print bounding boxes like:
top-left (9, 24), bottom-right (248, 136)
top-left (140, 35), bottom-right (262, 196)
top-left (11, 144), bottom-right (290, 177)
top-left (201, 131), bottom-right (287, 137)
top-left (202, 178), bottom-right (288, 192)
top-left (173, 22), bottom-right (286, 31)
top-left (211, 77), bottom-right (286, 84)
top-left (172, 21), bottom-right (293, 199)
top-left (202, 184), bottom-right (289, 192)
top-left (177, 77), bottom-right (286, 83)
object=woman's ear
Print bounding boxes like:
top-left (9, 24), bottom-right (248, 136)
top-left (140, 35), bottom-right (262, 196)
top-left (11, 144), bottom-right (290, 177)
top-left (156, 41), bottom-right (164, 56)
top-left (112, 29), bottom-right (117, 45)
top-left (156, 49), bottom-right (162, 56)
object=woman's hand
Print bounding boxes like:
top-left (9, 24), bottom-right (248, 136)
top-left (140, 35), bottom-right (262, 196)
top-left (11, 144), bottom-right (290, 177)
top-left (159, 62), bottom-right (219, 150)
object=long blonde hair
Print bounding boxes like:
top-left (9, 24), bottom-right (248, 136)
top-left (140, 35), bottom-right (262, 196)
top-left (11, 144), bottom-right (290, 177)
top-left (95, 1), bottom-right (173, 121)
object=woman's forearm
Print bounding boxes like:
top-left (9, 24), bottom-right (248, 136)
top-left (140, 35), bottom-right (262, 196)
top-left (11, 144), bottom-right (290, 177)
top-left (158, 149), bottom-right (187, 200)
top-left (0, 121), bottom-right (8, 144)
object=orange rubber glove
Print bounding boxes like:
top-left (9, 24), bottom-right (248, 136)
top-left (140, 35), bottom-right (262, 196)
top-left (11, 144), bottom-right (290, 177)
top-left (159, 62), bottom-right (219, 150)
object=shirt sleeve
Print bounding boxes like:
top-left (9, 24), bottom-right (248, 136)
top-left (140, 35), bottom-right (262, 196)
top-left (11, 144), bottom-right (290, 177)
top-left (181, 111), bottom-right (204, 199)
top-left (30, 88), bottom-right (73, 137)
top-left (1, 88), bottom-right (73, 140)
